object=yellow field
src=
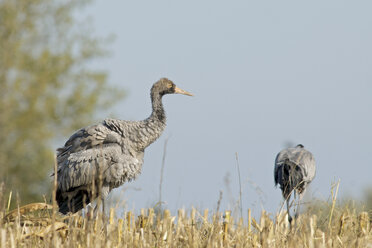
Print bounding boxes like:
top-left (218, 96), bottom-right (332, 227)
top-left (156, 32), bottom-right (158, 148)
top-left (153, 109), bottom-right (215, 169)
top-left (0, 201), bottom-right (371, 247)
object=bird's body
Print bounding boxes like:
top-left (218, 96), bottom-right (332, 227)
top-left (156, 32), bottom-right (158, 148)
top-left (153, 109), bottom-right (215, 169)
top-left (55, 78), bottom-right (192, 214)
top-left (274, 144), bottom-right (316, 222)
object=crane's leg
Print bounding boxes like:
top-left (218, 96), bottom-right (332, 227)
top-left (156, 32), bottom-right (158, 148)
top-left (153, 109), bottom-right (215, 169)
top-left (287, 199), bottom-right (293, 223)
top-left (91, 195), bottom-right (106, 220)
top-left (85, 204), bottom-right (94, 219)
top-left (92, 202), bottom-right (100, 217)
top-left (92, 198), bottom-right (104, 212)
top-left (102, 195), bottom-right (106, 214)
top-left (294, 192), bottom-right (304, 219)
top-left (93, 186), bottom-right (109, 216)
top-left (286, 193), bottom-right (293, 224)
top-left (101, 187), bottom-right (109, 215)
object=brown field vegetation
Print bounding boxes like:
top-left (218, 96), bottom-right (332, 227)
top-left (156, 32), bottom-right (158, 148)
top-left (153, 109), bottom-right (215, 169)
top-left (0, 197), bottom-right (371, 247)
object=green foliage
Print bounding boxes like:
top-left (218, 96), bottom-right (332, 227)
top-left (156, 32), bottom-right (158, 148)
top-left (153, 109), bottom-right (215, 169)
top-left (0, 0), bottom-right (124, 204)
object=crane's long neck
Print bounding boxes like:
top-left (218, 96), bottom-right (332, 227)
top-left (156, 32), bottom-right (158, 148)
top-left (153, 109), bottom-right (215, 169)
top-left (134, 92), bottom-right (167, 151)
top-left (150, 91), bottom-right (166, 123)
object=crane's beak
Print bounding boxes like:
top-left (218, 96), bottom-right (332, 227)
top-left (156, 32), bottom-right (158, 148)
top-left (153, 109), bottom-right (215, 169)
top-left (174, 86), bottom-right (193, 96)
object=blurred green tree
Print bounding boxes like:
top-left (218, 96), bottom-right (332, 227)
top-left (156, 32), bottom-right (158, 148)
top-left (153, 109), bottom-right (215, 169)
top-left (0, 0), bottom-right (123, 204)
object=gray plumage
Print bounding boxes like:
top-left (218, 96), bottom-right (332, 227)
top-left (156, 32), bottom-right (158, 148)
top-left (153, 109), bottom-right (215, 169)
top-left (274, 144), bottom-right (316, 222)
top-left (55, 78), bottom-right (193, 214)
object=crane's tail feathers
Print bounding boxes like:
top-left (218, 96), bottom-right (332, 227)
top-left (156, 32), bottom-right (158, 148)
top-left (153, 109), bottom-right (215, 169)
top-left (278, 162), bottom-right (306, 199)
top-left (56, 189), bottom-right (91, 214)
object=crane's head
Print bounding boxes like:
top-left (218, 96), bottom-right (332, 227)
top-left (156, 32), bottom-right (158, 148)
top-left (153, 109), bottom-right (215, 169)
top-left (152, 78), bottom-right (193, 97)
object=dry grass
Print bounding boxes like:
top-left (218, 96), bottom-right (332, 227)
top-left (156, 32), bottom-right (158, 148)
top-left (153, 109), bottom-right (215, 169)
top-left (0, 201), bottom-right (371, 247)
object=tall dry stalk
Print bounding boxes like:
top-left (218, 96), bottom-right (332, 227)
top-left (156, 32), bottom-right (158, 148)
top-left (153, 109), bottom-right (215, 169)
top-left (159, 137), bottom-right (169, 210)
top-left (216, 191), bottom-right (223, 213)
top-left (328, 180), bottom-right (340, 230)
top-left (235, 152), bottom-right (243, 219)
top-left (52, 155), bottom-right (58, 243)
top-left (6, 191), bottom-right (12, 213)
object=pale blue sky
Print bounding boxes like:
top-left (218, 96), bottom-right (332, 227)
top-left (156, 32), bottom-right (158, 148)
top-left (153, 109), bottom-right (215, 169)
top-left (72, 0), bottom-right (372, 215)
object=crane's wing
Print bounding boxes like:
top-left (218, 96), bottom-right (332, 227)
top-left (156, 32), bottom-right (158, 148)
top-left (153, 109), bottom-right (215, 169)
top-left (55, 119), bottom-right (143, 214)
top-left (56, 121), bottom-right (124, 165)
top-left (57, 145), bottom-right (142, 192)
top-left (56, 119), bottom-right (141, 189)
top-left (56, 144), bottom-right (143, 214)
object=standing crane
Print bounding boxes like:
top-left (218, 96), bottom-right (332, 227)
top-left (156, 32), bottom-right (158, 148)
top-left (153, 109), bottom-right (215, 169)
top-left (55, 78), bottom-right (193, 214)
top-left (274, 144), bottom-right (316, 223)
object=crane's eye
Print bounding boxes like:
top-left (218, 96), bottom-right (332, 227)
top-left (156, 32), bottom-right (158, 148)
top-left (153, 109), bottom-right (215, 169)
top-left (167, 83), bottom-right (173, 88)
